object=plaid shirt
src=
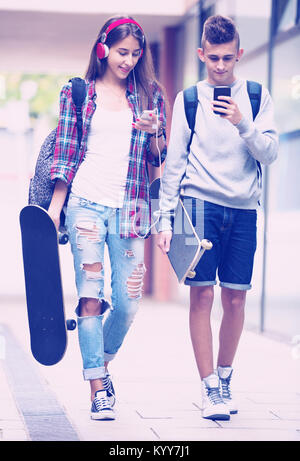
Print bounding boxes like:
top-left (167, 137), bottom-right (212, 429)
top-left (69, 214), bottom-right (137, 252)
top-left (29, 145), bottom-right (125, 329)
top-left (51, 78), bottom-right (167, 238)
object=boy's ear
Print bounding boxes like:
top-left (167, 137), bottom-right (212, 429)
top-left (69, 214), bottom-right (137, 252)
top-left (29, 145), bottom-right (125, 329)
top-left (197, 48), bottom-right (205, 62)
top-left (236, 48), bottom-right (244, 61)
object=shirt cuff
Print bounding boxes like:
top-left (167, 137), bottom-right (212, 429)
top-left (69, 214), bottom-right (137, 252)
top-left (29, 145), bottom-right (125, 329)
top-left (156, 215), bottom-right (173, 233)
top-left (50, 168), bottom-right (74, 186)
top-left (236, 116), bottom-right (254, 136)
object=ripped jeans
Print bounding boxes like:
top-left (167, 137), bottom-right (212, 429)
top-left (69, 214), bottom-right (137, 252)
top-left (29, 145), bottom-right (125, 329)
top-left (66, 193), bottom-right (145, 381)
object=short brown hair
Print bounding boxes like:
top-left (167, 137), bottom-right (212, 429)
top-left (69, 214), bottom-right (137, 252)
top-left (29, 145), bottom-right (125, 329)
top-left (201, 15), bottom-right (240, 50)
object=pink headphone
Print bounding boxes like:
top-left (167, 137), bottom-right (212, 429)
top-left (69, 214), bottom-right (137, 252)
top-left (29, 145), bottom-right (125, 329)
top-left (96, 18), bottom-right (145, 60)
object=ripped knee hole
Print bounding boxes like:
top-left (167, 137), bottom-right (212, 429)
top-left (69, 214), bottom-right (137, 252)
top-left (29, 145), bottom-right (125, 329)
top-left (126, 263), bottom-right (146, 299)
top-left (82, 262), bottom-right (103, 280)
top-left (75, 221), bottom-right (101, 245)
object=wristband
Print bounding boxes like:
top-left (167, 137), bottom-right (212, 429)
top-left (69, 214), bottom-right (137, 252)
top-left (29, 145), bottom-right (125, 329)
top-left (149, 129), bottom-right (164, 138)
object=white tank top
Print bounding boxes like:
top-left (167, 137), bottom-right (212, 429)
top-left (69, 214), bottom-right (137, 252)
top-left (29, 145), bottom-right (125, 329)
top-left (71, 106), bottom-right (133, 208)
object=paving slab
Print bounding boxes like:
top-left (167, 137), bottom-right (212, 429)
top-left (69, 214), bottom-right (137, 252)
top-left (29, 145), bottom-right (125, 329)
top-left (0, 296), bottom-right (299, 442)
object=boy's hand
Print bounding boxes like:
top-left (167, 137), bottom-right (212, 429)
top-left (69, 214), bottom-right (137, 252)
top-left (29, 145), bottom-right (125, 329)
top-left (156, 230), bottom-right (173, 254)
top-left (212, 96), bottom-right (243, 126)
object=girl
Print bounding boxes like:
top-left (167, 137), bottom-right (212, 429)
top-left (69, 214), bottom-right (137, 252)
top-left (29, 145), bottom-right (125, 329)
top-left (48, 15), bottom-right (167, 420)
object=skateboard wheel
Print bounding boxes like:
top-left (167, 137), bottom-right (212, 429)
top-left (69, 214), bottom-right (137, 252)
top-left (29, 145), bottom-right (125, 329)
top-left (188, 270), bottom-right (196, 279)
top-left (66, 319), bottom-right (77, 330)
top-left (59, 232), bottom-right (69, 245)
top-left (201, 239), bottom-right (213, 250)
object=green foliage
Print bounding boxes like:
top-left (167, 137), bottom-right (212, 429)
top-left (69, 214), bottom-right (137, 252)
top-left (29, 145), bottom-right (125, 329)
top-left (1, 73), bottom-right (75, 126)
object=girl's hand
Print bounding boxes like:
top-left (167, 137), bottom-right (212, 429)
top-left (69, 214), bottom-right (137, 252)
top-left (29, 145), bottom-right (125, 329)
top-left (48, 179), bottom-right (68, 231)
top-left (132, 111), bottom-right (162, 135)
top-left (211, 96), bottom-right (243, 126)
top-left (48, 205), bottom-right (61, 231)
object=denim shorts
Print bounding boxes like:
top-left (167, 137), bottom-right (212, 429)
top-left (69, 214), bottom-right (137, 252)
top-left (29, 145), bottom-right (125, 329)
top-left (183, 197), bottom-right (257, 290)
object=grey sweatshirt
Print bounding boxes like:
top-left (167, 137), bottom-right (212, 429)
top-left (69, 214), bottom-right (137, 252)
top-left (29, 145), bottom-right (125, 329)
top-left (158, 78), bottom-right (278, 232)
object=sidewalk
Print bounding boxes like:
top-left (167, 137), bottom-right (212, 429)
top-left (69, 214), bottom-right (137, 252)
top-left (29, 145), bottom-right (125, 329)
top-left (0, 296), bottom-right (300, 442)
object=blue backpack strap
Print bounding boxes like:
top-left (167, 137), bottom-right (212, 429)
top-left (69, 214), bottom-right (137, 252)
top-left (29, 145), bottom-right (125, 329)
top-left (69, 77), bottom-right (87, 146)
top-left (247, 80), bottom-right (262, 121)
top-left (183, 85), bottom-right (198, 152)
top-left (246, 80), bottom-right (263, 189)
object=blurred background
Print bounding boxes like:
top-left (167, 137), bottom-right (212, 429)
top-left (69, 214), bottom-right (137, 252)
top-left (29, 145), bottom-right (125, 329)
top-left (0, 0), bottom-right (299, 343)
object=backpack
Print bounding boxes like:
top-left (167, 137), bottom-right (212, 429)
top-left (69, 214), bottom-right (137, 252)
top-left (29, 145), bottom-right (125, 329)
top-left (183, 80), bottom-right (262, 188)
top-left (28, 77), bottom-right (87, 224)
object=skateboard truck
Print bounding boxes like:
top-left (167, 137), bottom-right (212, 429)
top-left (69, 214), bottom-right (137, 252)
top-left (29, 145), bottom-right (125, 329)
top-left (187, 239), bottom-right (213, 279)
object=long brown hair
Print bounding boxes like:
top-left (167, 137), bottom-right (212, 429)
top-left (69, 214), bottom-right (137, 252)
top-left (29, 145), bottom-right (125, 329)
top-left (85, 15), bottom-right (164, 110)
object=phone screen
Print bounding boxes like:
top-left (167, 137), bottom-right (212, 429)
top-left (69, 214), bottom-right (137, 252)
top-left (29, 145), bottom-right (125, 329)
top-left (213, 86), bottom-right (231, 115)
top-left (140, 111), bottom-right (152, 121)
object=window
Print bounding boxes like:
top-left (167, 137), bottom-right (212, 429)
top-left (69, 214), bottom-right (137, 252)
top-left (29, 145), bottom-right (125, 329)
top-left (215, 0), bottom-right (271, 54)
top-left (272, 33), bottom-right (300, 133)
top-left (277, 0), bottom-right (298, 31)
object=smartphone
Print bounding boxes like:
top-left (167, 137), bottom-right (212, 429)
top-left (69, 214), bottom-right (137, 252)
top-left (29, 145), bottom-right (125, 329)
top-left (140, 109), bottom-right (157, 121)
top-left (213, 86), bottom-right (231, 115)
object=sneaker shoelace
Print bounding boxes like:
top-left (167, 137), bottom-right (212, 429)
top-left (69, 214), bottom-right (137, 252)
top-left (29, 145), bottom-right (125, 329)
top-left (102, 374), bottom-right (114, 395)
top-left (220, 376), bottom-right (232, 400)
top-left (206, 387), bottom-right (223, 405)
top-left (94, 395), bottom-right (111, 411)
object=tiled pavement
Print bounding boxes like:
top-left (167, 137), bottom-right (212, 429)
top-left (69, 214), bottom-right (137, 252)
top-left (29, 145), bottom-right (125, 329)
top-left (0, 296), bottom-right (300, 442)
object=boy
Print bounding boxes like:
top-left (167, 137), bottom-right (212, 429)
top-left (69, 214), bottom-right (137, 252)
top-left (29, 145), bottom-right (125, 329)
top-left (157, 15), bottom-right (278, 420)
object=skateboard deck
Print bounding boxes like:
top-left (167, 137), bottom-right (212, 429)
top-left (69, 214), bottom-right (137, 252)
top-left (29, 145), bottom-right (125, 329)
top-left (150, 178), bottom-right (212, 284)
top-left (19, 205), bottom-right (76, 366)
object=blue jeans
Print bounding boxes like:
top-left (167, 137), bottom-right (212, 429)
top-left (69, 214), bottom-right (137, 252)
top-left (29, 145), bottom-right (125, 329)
top-left (183, 197), bottom-right (257, 290)
top-left (66, 193), bottom-right (145, 380)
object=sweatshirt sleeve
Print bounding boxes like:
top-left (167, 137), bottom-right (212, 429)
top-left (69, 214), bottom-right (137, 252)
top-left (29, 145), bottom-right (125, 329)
top-left (157, 91), bottom-right (191, 232)
top-left (235, 86), bottom-right (279, 166)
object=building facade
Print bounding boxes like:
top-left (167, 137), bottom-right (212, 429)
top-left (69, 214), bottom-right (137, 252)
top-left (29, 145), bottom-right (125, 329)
top-left (0, 1), bottom-right (299, 342)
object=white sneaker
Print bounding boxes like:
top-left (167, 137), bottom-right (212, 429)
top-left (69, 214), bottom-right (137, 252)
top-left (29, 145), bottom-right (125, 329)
top-left (217, 366), bottom-right (238, 414)
top-left (201, 373), bottom-right (230, 420)
top-left (90, 390), bottom-right (115, 420)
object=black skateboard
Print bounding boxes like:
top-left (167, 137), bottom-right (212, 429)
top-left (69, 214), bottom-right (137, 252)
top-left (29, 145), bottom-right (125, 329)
top-left (150, 178), bottom-right (212, 283)
top-left (19, 205), bottom-right (76, 366)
